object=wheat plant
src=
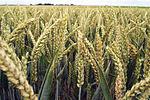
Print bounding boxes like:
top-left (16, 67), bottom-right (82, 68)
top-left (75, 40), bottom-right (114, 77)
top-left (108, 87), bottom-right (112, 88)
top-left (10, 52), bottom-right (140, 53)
top-left (0, 5), bottom-right (150, 100)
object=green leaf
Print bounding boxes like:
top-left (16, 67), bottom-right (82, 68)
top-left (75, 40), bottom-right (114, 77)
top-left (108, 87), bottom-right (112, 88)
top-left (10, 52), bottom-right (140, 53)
top-left (95, 59), bottom-right (112, 100)
top-left (92, 61), bottom-right (112, 100)
top-left (56, 64), bottom-right (66, 80)
top-left (38, 50), bottom-right (59, 100)
top-left (104, 62), bottom-right (111, 78)
top-left (92, 83), bottom-right (102, 100)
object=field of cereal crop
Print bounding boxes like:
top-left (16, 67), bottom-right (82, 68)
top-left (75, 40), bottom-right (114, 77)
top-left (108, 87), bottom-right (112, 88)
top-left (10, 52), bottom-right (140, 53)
top-left (0, 5), bottom-right (150, 100)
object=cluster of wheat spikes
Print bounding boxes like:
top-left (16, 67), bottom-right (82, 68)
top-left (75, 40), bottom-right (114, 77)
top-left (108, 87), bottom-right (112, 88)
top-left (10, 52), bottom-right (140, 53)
top-left (0, 6), bottom-right (150, 100)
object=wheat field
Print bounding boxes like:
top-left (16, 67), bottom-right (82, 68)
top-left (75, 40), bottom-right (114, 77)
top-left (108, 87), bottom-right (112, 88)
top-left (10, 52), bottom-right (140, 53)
top-left (0, 5), bottom-right (150, 100)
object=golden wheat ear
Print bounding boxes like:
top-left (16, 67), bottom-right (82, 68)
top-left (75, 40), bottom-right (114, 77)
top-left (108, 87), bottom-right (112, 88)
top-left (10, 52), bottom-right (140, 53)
top-left (95, 30), bottom-right (104, 72)
top-left (8, 18), bottom-right (35, 46)
top-left (31, 17), bottom-right (66, 83)
top-left (0, 46), bottom-right (37, 100)
top-left (115, 75), bottom-right (123, 100)
top-left (123, 75), bottom-right (150, 100)
top-left (77, 30), bottom-right (84, 88)
top-left (78, 31), bottom-right (100, 83)
top-left (0, 37), bottom-right (27, 76)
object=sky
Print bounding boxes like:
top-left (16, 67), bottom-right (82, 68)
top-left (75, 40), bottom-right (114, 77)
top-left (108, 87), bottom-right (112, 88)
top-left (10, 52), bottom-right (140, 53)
top-left (0, 0), bottom-right (150, 7)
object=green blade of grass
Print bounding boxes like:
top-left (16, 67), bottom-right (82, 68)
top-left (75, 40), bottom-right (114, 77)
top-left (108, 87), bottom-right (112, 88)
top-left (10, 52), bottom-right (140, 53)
top-left (95, 59), bottom-right (112, 100)
top-left (38, 50), bottom-right (59, 100)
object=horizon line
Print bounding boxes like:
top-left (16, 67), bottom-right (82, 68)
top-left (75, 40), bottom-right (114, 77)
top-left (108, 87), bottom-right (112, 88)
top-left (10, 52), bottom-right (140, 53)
top-left (0, 3), bottom-right (150, 7)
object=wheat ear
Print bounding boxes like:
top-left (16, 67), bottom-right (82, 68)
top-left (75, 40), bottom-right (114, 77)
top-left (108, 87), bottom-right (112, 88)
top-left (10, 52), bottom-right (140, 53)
top-left (78, 31), bottom-right (100, 83)
top-left (0, 37), bottom-right (25, 75)
top-left (95, 30), bottom-right (104, 72)
top-left (77, 31), bottom-right (84, 87)
top-left (106, 46), bottom-right (126, 91)
top-left (9, 18), bottom-right (35, 46)
top-left (123, 75), bottom-right (150, 100)
top-left (115, 75), bottom-right (123, 100)
top-left (31, 18), bottom-right (66, 83)
top-left (0, 49), bottom-right (37, 100)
